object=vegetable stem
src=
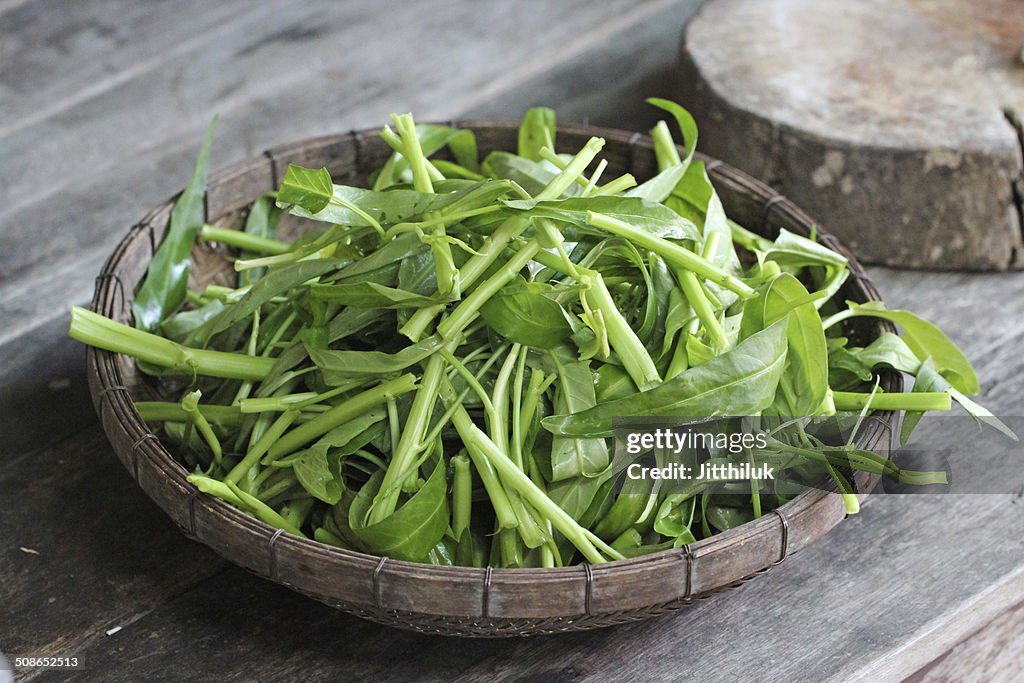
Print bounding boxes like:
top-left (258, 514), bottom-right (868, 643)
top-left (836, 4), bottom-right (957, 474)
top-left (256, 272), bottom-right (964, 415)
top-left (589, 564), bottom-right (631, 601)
top-left (181, 391), bottom-right (222, 463)
top-left (832, 391), bottom-right (952, 413)
top-left (676, 268), bottom-right (728, 350)
top-left (452, 453), bottom-right (472, 539)
top-left (70, 306), bottom-right (274, 380)
top-left (226, 409), bottom-right (298, 481)
top-left (586, 212), bottom-right (755, 298)
top-left (582, 271), bottom-right (662, 390)
top-left (448, 400), bottom-right (621, 563)
top-left (267, 374), bottom-right (418, 460)
top-left (200, 225), bottom-right (290, 255)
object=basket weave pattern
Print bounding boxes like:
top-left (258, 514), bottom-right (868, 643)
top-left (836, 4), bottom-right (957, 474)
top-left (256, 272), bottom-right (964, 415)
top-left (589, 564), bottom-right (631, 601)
top-left (86, 123), bottom-right (900, 636)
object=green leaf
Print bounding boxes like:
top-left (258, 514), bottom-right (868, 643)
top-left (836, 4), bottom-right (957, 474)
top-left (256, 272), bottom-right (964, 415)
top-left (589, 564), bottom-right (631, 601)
top-left (662, 161), bottom-right (740, 272)
top-left (158, 299), bottom-right (224, 342)
top-left (543, 319), bottom-right (789, 437)
top-left (828, 343), bottom-right (874, 390)
top-left (481, 151), bottom-right (560, 196)
top-left (308, 335), bottom-right (443, 384)
top-left (277, 164), bottom-right (334, 215)
top-left (184, 259), bottom-right (344, 347)
top-left (654, 494), bottom-right (698, 538)
top-left (593, 476), bottom-right (654, 541)
top-left (743, 274), bottom-right (829, 417)
top-left (347, 459), bottom-right (449, 562)
top-left (291, 408), bottom-right (387, 504)
top-left (660, 287), bottom-right (694, 359)
top-left (545, 346), bottom-right (610, 480)
top-left (647, 98), bottom-right (698, 163)
top-left (842, 302), bottom-right (979, 395)
top-left (704, 504), bottom-right (754, 532)
top-left (901, 357), bottom-right (1015, 444)
top-left (685, 333), bottom-right (715, 367)
top-left (479, 280), bottom-right (572, 348)
top-left (764, 230), bottom-right (849, 305)
top-left (518, 107), bottom-right (557, 161)
top-left (307, 281), bottom-right (446, 309)
top-left (624, 99), bottom-right (699, 204)
top-left (855, 333), bottom-right (922, 375)
top-left (503, 195), bottom-right (701, 242)
top-left (240, 194), bottom-right (282, 287)
top-left (764, 229), bottom-right (847, 269)
top-left (133, 118), bottom-right (216, 331)
top-left (285, 179), bottom-right (514, 227)
top-left (595, 364), bottom-right (638, 403)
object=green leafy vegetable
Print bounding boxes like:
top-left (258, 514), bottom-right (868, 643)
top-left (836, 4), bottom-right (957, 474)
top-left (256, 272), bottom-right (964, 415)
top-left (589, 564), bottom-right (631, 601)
top-left (70, 99), bottom-right (1009, 569)
top-left (133, 118), bottom-right (217, 332)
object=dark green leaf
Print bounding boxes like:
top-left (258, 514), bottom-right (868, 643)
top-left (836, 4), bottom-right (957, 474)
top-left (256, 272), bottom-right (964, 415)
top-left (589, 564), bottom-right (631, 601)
top-left (158, 299), bottom-right (224, 342)
top-left (309, 335), bottom-right (443, 384)
top-left (291, 408), bottom-right (387, 504)
top-left (308, 281), bottom-right (446, 308)
top-left (184, 259), bottom-right (344, 347)
top-left (595, 364), bottom-right (637, 403)
top-left (545, 346), bottom-right (611, 479)
top-left (240, 194), bottom-right (282, 286)
top-left (133, 118), bottom-right (216, 331)
top-left (544, 319), bottom-right (789, 437)
top-left (480, 280), bottom-right (572, 348)
top-left (347, 459), bottom-right (449, 562)
top-left (517, 107), bottom-right (556, 161)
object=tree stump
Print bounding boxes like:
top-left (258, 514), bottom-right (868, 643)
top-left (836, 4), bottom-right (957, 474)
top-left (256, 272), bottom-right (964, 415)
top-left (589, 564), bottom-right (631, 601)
top-left (677, 0), bottom-right (1024, 270)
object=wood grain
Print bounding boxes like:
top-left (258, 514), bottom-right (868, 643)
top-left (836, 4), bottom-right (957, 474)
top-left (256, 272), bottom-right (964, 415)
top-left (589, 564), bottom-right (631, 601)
top-left (676, 0), bottom-right (1024, 270)
top-left (0, 427), bottom-right (225, 667)
top-left (907, 599), bottom-right (1024, 683)
top-left (0, 0), bottom-right (690, 348)
top-left (0, 0), bottom-right (260, 137)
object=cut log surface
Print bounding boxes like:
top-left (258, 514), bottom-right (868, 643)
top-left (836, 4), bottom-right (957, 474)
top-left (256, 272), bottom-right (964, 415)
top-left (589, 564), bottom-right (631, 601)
top-left (2, 0), bottom-right (1024, 680)
top-left (677, 0), bottom-right (1024, 270)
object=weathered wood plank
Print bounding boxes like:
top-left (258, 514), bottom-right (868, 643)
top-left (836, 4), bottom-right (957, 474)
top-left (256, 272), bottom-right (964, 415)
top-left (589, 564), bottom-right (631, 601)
top-left (23, 492), bottom-right (1024, 682)
top-left (462, 0), bottom-right (691, 132)
top-left (0, 426), bottom-right (225, 676)
top-left (0, 0), bottom-right (688, 348)
top-left (0, 0), bottom-right (260, 134)
top-left (907, 599), bottom-right (1024, 683)
top-left (0, 314), bottom-right (94, 455)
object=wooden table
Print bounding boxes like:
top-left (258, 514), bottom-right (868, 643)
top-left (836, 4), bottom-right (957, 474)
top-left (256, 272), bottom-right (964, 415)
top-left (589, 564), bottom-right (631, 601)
top-left (1, 2), bottom-right (1021, 680)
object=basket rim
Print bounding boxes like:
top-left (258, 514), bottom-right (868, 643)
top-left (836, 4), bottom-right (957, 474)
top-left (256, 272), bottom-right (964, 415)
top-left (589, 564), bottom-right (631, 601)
top-left (86, 120), bottom-right (900, 624)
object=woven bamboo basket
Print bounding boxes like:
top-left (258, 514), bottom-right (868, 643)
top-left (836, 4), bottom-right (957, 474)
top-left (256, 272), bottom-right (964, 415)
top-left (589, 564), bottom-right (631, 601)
top-left (86, 122), bottom-right (900, 637)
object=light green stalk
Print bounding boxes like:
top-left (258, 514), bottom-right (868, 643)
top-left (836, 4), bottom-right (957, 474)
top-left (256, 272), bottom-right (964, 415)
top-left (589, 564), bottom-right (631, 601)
top-left (586, 212), bottom-right (755, 298)
top-left (199, 225), bottom-right (290, 255)
top-left (70, 306), bottom-right (274, 381)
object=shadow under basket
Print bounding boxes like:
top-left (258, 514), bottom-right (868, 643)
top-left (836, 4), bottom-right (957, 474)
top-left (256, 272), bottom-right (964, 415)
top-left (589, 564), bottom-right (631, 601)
top-left (86, 122), bottom-right (901, 637)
